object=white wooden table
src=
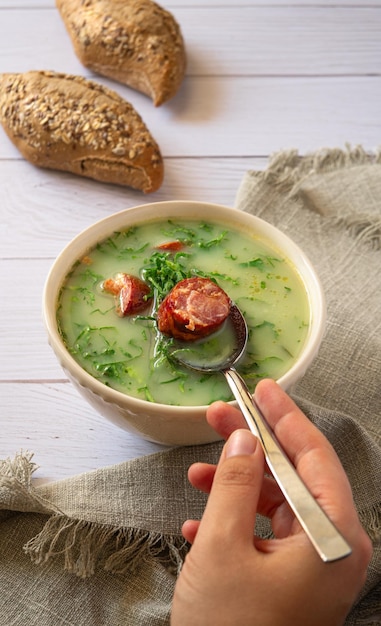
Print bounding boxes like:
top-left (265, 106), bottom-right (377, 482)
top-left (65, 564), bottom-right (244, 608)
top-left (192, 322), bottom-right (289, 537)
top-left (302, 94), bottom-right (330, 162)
top-left (1, 0), bottom-right (380, 483)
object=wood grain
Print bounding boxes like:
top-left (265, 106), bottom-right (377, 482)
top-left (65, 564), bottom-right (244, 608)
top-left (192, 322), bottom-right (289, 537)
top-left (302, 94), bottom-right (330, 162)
top-left (1, 6), bottom-right (380, 76)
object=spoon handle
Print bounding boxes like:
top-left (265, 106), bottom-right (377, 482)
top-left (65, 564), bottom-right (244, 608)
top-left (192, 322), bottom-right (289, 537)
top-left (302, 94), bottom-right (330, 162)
top-left (223, 368), bottom-right (352, 563)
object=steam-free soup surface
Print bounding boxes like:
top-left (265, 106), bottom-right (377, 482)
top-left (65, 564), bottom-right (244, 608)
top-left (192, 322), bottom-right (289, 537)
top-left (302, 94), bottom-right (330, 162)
top-left (57, 218), bottom-right (310, 406)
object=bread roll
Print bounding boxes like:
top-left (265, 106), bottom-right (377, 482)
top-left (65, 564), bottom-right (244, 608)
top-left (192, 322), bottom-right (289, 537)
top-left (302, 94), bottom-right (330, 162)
top-left (0, 70), bottom-right (164, 192)
top-left (56, 0), bottom-right (186, 107)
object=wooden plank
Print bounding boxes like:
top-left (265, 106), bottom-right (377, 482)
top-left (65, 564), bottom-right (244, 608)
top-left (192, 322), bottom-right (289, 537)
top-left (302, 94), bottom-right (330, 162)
top-left (0, 7), bottom-right (380, 76)
top-left (0, 157), bottom-right (265, 259)
top-left (0, 382), bottom-right (166, 482)
top-left (1, 75), bottom-right (379, 160)
top-left (0, 258), bottom-right (63, 379)
top-left (181, 6), bottom-right (381, 76)
top-left (2, 1), bottom-right (381, 8)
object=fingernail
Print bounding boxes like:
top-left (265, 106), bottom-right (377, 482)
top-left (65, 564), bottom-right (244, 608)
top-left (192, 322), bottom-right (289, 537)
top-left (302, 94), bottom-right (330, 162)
top-left (225, 429), bottom-right (258, 458)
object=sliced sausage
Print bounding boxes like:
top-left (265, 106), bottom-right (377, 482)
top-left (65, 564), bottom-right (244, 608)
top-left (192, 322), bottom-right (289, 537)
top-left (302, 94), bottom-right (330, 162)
top-left (155, 240), bottom-right (184, 251)
top-left (157, 276), bottom-right (231, 341)
top-left (103, 273), bottom-right (152, 316)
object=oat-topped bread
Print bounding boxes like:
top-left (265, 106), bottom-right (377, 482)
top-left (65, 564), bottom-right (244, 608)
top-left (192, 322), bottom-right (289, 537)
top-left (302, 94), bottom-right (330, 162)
top-left (56, 0), bottom-right (186, 106)
top-left (0, 70), bottom-right (164, 192)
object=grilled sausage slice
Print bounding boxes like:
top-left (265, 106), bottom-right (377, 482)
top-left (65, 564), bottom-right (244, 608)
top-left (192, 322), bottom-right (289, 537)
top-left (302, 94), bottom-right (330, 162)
top-left (157, 276), bottom-right (231, 341)
top-left (103, 273), bottom-right (152, 316)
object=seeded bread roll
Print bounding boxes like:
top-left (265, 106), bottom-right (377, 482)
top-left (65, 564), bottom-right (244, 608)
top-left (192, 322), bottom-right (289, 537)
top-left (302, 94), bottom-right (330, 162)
top-left (56, 0), bottom-right (186, 107)
top-left (0, 70), bottom-right (164, 192)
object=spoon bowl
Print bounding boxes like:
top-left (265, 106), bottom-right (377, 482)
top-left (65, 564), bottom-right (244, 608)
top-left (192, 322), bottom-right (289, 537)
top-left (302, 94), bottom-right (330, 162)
top-left (169, 305), bottom-right (248, 372)
top-left (171, 304), bottom-right (352, 564)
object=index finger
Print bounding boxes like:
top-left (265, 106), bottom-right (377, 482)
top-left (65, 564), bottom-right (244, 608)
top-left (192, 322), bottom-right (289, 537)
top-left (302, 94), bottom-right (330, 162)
top-left (208, 378), bottom-right (335, 466)
top-left (207, 379), bottom-right (357, 530)
top-left (190, 430), bottom-right (265, 552)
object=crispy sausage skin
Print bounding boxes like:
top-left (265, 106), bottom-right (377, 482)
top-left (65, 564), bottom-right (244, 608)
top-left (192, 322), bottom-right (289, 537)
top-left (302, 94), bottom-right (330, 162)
top-left (155, 240), bottom-right (184, 251)
top-left (157, 276), bottom-right (231, 341)
top-left (103, 273), bottom-right (152, 316)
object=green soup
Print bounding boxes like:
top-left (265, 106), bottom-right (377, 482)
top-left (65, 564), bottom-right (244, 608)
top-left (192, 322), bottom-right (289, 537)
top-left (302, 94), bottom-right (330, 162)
top-left (57, 219), bottom-right (310, 406)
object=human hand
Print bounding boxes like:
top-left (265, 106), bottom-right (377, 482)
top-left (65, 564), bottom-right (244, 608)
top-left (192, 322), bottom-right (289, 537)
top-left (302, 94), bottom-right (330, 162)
top-left (171, 379), bottom-right (372, 626)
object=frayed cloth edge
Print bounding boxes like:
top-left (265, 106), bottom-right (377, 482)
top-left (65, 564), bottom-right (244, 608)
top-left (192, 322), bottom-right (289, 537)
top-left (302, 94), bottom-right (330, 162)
top-left (23, 514), bottom-right (188, 579)
top-left (0, 451), bottom-right (38, 484)
top-left (236, 144), bottom-right (381, 200)
top-left (327, 214), bottom-right (381, 251)
top-left (1, 452), bottom-right (188, 579)
top-left (0, 451), bottom-right (62, 516)
top-left (236, 144), bottom-right (381, 250)
top-left (261, 144), bottom-right (381, 192)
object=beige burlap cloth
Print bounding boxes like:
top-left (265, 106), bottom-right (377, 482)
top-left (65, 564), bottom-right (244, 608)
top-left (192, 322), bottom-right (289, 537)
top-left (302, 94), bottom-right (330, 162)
top-left (1, 146), bottom-right (380, 625)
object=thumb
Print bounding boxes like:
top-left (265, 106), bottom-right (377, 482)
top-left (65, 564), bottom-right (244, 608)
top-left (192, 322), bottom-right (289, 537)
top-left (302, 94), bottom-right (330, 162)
top-left (195, 429), bottom-right (264, 549)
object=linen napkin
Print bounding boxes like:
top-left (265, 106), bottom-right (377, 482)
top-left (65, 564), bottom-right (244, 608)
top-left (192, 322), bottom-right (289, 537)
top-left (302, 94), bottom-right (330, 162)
top-left (1, 145), bottom-right (380, 625)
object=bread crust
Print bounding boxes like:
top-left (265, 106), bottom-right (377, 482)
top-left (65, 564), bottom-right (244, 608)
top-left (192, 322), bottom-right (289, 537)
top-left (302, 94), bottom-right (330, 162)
top-left (56, 0), bottom-right (186, 106)
top-left (0, 70), bottom-right (164, 192)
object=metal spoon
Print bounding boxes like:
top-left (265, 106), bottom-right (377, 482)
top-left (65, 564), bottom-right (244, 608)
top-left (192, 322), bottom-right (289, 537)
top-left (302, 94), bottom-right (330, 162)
top-left (170, 305), bottom-right (352, 563)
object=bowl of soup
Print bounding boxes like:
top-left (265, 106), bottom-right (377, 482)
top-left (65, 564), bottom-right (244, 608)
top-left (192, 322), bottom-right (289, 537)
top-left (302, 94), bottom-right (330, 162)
top-left (43, 201), bottom-right (326, 445)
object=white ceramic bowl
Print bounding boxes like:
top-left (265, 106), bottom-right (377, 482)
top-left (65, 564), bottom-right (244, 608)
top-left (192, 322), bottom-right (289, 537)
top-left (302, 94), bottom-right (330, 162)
top-left (43, 201), bottom-right (326, 446)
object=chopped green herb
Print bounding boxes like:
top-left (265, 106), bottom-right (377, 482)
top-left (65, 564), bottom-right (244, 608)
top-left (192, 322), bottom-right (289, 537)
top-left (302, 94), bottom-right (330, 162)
top-left (198, 230), bottom-right (228, 248)
top-left (240, 256), bottom-right (281, 270)
top-left (141, 251), bottom-right (190, 304)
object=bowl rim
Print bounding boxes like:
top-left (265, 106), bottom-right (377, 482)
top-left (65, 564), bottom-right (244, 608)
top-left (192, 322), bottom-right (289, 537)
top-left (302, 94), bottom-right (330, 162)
top-left (42, 200), bottom-right (326, 414)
